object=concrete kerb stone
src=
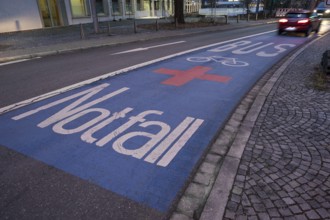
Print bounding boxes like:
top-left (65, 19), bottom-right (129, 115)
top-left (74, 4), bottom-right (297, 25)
top-left (200, 156), bottom-right (241, 220)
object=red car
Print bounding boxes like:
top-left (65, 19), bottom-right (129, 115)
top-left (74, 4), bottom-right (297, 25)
top-left (278, 10), bottom-right (322, 37)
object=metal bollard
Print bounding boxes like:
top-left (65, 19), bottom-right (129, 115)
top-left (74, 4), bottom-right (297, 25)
top-left (237, 14), bottom-right (239, 23)
top-left (134, 20), bottom-right (137, 33)
top-left (225, 15), bottom-right (228, 24)
top-left (80, 23), bottom-right (85, 39)
top-left (156, 19), bottom-right (159, 31)
top-left (107, 21), bottom-right (111, 35)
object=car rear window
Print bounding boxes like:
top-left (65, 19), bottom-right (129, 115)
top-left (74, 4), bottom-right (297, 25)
top-left (286, 13), bottom-right (309, 18)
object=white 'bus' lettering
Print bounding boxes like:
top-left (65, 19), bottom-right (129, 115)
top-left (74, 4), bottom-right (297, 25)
top-left (232, 43), bottom-right (274, 54)
top-left (208, 41), bottom-right (251, 52)
top-left (208, 41), bottom-right (296, 57)
top-left (256, 44), bottom-right (296, 57)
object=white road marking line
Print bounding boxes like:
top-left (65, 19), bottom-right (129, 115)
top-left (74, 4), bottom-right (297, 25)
top-left (0, 59), bottom-right (30, 66)
top-left (0, 57), bottom-right (41, 67)
top-left (111, 41), bottom-right (186, 55)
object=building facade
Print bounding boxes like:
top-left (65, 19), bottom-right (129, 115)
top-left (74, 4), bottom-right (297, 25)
top-left (0, 0), bottom-right (175, 33)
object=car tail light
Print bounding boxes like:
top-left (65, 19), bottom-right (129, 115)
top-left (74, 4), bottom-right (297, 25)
top-left (279, 18), bottom-right (288, 23)
top-left (298, 19), bottom-right (309, 24)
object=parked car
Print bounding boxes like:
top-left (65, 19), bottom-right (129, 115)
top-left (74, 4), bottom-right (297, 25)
top-left (278, 10), bottom-right (322, 37)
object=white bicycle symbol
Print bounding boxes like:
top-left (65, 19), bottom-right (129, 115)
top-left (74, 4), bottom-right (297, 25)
top-left (187, 56), bottom-right (249, 67)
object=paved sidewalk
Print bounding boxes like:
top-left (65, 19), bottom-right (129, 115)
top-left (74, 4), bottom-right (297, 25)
top-left (221, 33), bottom-right (330, 220)
top-left (1, 17), bottom-right (330, 220)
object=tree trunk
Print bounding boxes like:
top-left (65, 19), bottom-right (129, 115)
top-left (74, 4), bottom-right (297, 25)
top-left (90, 0), bottom-right (99, 33)
top-left (174, 0), bottom-right (185, 24)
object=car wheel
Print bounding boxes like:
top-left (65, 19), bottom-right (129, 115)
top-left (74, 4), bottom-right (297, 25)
top-left (305, 27), bottom-right (312, 37)
top-left (278, 29), bottom-right (283, 35)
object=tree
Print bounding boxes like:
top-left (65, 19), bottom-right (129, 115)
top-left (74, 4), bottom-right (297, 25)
top-left (174, 0), bottom-right (185, 24)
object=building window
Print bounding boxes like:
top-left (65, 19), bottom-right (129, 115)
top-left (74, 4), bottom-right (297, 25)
top-left (136, 0), bottom-right (144, 10)
top-left (154, 0), bottom-right (160, 10)
top-left (96, 0), bottom-right (108, 15)
top-left (126, 0), bottom-right (134, 15)
top-left (70, 0), bottom-right (90, 17)
top-left (138, 0), bottom-right (150, 11)
top-left (38, 0), bottom-right (61, 27)
top-left (112, 0), bottom-right (122, 15)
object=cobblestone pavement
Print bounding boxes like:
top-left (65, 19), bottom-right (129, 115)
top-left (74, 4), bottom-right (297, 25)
top-left (224, 34), bottom-right (330, 219)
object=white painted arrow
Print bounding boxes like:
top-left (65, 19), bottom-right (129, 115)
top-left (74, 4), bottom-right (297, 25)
top-left (112, 41), bottom-right (186, 55)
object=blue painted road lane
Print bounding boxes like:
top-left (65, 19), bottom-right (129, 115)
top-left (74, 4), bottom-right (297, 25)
top-left (0, 33), bottom-right (308, 212)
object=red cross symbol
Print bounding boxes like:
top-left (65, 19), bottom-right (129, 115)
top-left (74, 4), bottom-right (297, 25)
top-left (154, 66), bottom-right (231, 86)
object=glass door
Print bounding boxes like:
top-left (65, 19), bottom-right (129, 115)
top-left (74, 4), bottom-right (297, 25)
top-left (38, 0), bottom-right (61, 27)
